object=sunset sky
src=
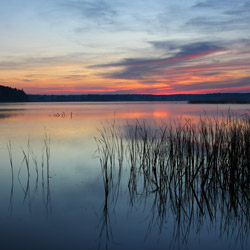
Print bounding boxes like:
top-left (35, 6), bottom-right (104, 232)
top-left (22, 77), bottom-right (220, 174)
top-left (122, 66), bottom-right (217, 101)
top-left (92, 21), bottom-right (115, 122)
top-left (0, 0), bottom-right (250, 94)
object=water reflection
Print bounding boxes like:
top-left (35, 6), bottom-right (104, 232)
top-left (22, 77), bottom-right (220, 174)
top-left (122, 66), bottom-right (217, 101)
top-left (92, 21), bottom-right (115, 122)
top-left (1, 103), bottom-right (250, 250)
top-left (7, 140), bottom-right (14, 214)
top-left (0, 110), bottom-right (24, 119)
top-left (95, 120), bottom-right (124, 249)
top-left (7, 134), bottom-right (52, 215)
top-left (96, 114), bottom-right (250, 249)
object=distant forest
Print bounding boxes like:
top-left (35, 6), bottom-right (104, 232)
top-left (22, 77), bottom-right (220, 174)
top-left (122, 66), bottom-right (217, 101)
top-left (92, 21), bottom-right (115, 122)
top-left (1, 85), bottom-right (250, 103)
top-left (28, 92), bottom-right (250, 103)
top-left (0, 85), bottom-right (28, 102)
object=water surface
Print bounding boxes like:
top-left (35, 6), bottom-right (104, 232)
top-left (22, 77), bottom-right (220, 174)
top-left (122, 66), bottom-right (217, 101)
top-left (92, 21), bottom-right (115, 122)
top-left (0, 102), bottom-right (249, 250)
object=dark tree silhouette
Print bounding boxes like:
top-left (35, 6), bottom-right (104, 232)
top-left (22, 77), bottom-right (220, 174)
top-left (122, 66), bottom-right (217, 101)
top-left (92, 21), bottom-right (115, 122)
top-left (0, 85), bottom-right (28, 102)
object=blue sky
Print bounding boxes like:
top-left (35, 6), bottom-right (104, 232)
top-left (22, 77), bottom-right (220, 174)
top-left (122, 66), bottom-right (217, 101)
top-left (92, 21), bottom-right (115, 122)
top-left (0, 0), bottom-right (250, 94)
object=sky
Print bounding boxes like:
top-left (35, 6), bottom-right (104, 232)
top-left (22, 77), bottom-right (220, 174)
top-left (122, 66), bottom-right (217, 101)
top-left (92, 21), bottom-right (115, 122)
top-left (0, 0), bottom-right (250, 95)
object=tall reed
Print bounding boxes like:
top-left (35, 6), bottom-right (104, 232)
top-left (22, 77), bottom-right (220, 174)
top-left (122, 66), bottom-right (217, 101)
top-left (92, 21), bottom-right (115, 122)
top-left (96, 112), bottom-right (250, 248)
top-left (95, 120), bottom-right (124, 249)
top-left (6, 133), bottom-right (52, 215)
top-left (7, 140), bottom-right (14, 214)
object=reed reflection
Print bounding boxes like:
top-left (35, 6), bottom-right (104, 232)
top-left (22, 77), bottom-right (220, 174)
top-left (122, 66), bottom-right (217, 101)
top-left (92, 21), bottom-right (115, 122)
top-left (96, 112), bottom-right (250, 249)
top-left (0, 107), bottom-right (26, 120)
top-left (7, 140), bottom-right (14, 214)
top-left (95, 120), bottom-right (124, 249)
top-left (7, 134), bottom-right (52, 215)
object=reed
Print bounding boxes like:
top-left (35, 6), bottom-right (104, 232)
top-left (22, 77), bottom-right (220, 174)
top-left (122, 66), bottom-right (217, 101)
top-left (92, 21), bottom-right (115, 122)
top-left (7, 140), bottom-right (14, 214)
top-left (7, 140), bottom-right (14, 184)
top-left (43, 132), bottom-right (52, 215)
top-left (6, 133), bottom-right (52, 215)
top-left (96, 112), bottom-right (250, 248)
top-left (95, 120), bottom-right (125, 249)
top-left (44, 132), bottom-right (51, 178)
top-left (20, 140), bottom-right (30, 178)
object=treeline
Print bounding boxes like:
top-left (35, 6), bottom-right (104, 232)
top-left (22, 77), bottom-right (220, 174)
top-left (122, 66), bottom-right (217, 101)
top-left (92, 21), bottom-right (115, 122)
top-left (0, 85), bottom-right (28, 102)
top-left (1, 84), bottom-right (250, 103)
top-left (189, 99), bottom-right (250, 104)
top-left (28, 93), bottom-right (250, 102)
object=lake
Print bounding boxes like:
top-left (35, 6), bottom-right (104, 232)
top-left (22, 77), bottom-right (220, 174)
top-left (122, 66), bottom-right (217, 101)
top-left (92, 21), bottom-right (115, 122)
top-left (0, 102), bottom-right (249, 250)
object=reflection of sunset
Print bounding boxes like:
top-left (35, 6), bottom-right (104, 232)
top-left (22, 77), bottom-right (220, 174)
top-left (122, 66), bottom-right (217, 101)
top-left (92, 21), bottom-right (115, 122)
top-left (3, 102), bottom-right (247, 127)
top-left (153, 111), bottom-right (169, 118)
top-left (118, 112), bottom-right (148, 119)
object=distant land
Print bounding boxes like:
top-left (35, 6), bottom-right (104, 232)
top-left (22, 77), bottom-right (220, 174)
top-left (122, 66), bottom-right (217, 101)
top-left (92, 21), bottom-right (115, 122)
top-left (1, 85), bottom-right (250, 103)
top-left (188, 99), bottom-right (250, 104)
top-left (28, 93), bottom-right (250, 103)
top-left (0, 85), bottom-right (28, 102)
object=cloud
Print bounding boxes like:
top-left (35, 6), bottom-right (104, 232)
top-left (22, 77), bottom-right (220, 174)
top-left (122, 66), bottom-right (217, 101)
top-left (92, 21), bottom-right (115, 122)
top-left (58, 0), bottom-right (117, 23)
top-left (87, 38), bottom-right (250, 94)
top-left (172, 42), bottom-right (222, 57)
top-left (173, 76), bottom-right (250, 92)
top-left (189, 0), bottom-right (250, 33)
top-left (192, 0), bottom-right (242, 9)
top-left (192, 2), bottom-right (212, 8)
top-left (149, 41), bottom-right (178, 52)
top-left (62, 75), bottom-right (86, 80)
top-left (186, 16), bottom-right (250, 33)
top-left (107, 76), bottom-right (250, 94)
top-left (0, 53), bottom-right (88, 70)
top-left (100, 41), bottom-right (223, 67)
top-left (92, 41), bottom-right (225, 80)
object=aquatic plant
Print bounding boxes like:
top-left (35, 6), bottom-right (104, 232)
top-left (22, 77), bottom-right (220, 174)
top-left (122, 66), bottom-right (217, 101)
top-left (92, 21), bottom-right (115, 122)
top-left (6, 134), bottom-right (52, 215)
top-left (7, 140), bottom-right (14, 214)
top-left (96, 112), bottom-right (250, 249)
top-left (50, 111), bottom-right (73, 119)
top-left (95, 120), bottom-right (125, 249)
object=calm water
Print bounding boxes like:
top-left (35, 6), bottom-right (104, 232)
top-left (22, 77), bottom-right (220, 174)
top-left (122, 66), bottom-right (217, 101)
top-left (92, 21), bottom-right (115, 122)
top-left (0, 102), bottom-right (249, 250)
